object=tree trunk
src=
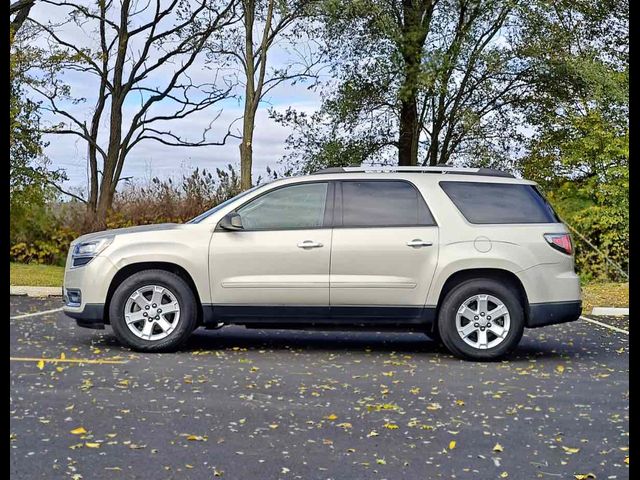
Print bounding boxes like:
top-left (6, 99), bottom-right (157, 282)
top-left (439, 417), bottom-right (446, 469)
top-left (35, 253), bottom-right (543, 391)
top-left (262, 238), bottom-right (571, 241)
top-left (398, 99), bottom-right (418, 166)
top-left (240, 97), bottom-right (255, 190)
top-left (397, 0), bottom-right (432, 167)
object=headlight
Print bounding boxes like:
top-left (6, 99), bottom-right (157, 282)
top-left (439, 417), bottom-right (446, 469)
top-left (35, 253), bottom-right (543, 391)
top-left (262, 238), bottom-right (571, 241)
top-left (71, 236), bottom-right (114, 267)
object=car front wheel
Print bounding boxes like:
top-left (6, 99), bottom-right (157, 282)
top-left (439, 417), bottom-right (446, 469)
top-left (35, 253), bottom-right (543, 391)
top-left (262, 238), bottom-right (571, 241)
top-left (437, 278), bottom-right (524, 361)
top-left (109, 270), bottom-right (197, 352)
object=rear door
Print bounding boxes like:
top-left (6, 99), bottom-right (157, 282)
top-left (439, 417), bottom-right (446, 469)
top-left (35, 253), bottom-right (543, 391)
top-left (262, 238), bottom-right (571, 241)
top-left (329, 180), bottom-right (439, 320)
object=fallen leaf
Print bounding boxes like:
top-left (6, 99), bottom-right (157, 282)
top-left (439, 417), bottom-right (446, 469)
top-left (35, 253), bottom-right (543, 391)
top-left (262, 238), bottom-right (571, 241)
top-left (449, 440), bottom-right (456, 450)
top-left (36, 360), bottom-right (45, 370)
top-left (325, 414), bottom-right (338, 421)
top-left (574, 475), bottom-right (596, 480)
top-left (70, 427), bottom-right (87, 435)
top-left (493, 443), bottom-right (504, 452)
top-left (562, 446), bottom-right (581, 454)
top-left (84, 442), bottom-right (100, 449)
top-left (383, 422), bottom-right (399, 430)
top-left (555, 365), bottom-right (565, 374)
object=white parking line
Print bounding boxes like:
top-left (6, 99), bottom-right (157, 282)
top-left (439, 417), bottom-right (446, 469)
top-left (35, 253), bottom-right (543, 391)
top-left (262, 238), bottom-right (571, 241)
top-left (10, 308), bottom-right (64, 320)
top-left (579, 315), bottom-right (629, 335)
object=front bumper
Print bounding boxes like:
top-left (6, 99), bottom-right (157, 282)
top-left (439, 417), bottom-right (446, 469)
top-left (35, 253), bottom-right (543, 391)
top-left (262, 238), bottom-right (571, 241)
top-left (527, 300), bottom-right (582, 328)
top-left (63, 255), bottom-right (117, 329)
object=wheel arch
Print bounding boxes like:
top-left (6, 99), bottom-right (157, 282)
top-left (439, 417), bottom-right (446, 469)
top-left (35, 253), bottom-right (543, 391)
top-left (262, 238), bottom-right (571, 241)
top-left (431, 268), bottom-right (530, 331)
top-left (103, 262), bottom-right (203, 325)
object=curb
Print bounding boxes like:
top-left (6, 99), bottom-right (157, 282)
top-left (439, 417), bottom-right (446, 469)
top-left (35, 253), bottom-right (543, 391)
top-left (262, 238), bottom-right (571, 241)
top-left (10, 286), bottom-right (63, 297)
top-left (591, 307), bottom-right (629, 317)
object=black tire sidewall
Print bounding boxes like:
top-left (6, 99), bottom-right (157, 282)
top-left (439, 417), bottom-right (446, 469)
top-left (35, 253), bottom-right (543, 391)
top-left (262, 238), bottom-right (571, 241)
top-left (438, 279), bottom-right (524, 361)
top-left (109, 270), bottom-right (197, 352)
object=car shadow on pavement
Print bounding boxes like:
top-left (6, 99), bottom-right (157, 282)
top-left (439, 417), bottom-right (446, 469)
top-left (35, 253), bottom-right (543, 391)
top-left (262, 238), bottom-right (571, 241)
top-left (184, 329), bottom-right (449, 355)
top-left (82, 328), bottom-right (583, 361)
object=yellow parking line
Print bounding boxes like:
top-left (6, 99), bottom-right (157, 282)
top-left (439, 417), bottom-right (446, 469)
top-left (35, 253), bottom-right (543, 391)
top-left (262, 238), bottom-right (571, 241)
top-left (9, 357), bottom-right (128, 365)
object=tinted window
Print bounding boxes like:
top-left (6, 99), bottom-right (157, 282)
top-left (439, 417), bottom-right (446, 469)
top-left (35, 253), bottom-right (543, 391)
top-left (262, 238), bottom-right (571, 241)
top-left (440, 181), bottom-right (560, 224)
top-left (341, 181), bottom-right (435, 227)
top-left (237, 182), bottom-right (328, 230)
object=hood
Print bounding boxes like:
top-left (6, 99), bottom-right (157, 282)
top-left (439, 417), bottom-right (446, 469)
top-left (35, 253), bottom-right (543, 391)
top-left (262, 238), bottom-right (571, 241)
top-left (72, 223), bottom-right (183, 245)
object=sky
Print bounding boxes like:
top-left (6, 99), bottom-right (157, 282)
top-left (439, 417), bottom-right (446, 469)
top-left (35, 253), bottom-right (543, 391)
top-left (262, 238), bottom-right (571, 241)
top-left (27, 0), bottom-right (324, 197)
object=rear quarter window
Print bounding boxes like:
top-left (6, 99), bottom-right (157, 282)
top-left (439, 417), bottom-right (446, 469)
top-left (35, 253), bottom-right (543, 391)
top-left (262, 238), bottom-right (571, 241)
top-left (439, 181), bottom-right (560, 224)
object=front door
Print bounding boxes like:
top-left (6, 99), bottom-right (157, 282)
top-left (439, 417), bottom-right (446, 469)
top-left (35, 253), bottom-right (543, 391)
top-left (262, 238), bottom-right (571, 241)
top-left (209, 181), bottom-right (333, 320)
top-left (329, 180), bottom-right (439, 321)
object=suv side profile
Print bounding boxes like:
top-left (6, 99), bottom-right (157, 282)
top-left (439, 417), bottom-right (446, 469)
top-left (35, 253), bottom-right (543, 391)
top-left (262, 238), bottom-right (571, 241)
top-left (63, 166), bottom-right (582, 360)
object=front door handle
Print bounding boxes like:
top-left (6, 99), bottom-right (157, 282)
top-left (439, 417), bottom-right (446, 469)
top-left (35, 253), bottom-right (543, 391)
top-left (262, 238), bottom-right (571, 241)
top-left (406, 239), bottom-right (433, 248)
top-left (297, 240), bottom-right (324, 249)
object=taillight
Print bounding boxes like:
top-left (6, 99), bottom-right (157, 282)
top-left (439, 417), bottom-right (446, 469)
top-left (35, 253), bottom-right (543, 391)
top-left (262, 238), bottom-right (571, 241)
top-left (544, 233), bottom-right (573, 255)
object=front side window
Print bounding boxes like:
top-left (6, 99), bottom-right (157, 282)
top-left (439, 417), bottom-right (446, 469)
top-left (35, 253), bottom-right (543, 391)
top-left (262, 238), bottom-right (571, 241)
top-left (237, 182), bottom-right (329, 230)
top-left (341, 180), bottom-right (435, 227)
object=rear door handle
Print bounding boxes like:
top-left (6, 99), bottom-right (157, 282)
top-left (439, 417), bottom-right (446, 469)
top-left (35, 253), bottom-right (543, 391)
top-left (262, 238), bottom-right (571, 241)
top-left (406, 239), bottom-right (433, 248)
top-left (297, 240), bottom-right (324, 249)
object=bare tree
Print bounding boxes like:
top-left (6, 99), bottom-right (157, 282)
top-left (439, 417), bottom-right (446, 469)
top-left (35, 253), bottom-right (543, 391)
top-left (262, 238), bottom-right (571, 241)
top-left (210, 0), bottom-right (319, 190)
top-left (30, 0), bottom-right (240, 228)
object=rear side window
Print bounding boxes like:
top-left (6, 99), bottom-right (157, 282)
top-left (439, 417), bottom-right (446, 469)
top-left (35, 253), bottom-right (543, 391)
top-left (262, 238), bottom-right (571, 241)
top-left (440, 181), bottom-right (560, 224)
top-left (341, 180), bottom-right (435, 227)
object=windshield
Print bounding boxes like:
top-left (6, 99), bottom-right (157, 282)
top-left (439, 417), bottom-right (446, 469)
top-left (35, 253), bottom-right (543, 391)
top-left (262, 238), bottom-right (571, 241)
top-left (186, 186), bottom-right (261, 224)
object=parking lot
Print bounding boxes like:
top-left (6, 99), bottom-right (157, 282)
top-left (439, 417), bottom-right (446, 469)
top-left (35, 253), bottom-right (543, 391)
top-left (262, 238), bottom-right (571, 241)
top-left (10, 296), bottom-right (628, 479)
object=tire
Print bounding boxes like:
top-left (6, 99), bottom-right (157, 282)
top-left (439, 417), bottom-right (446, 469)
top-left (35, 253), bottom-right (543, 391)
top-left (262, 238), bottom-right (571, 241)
top-left (109, 269), bottom-right (198, 352)
top-left (437, 278), bottom-right (524, 361)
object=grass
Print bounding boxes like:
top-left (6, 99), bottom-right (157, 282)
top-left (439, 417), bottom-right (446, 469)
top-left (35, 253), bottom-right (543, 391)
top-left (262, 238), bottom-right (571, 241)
top-left (8, 262), bottom-right (629, 313)
top-left (581, 282), bottom-right (629, 314)
top-left (10, 262), bottom-right (65, 287)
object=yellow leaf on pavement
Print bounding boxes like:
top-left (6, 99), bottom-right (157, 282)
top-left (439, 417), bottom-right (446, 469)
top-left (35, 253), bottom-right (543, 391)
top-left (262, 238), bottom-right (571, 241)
top-left (562, 446), bottom-right (581, 454)
top-left (70, 427), bottom-right (87, 435)
top-left (449, 440), bottom-right (456, 450)
top-left (493, 443), bottom-right (504, 452)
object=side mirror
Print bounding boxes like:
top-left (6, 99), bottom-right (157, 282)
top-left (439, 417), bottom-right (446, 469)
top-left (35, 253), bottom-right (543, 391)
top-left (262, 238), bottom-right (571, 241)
top-left (219, 212), bottom-right (244, 231)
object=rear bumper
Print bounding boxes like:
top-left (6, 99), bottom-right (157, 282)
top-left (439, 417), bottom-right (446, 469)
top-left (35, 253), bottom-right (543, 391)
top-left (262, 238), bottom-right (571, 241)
top-left (64, 304), bottom-right (106, 330)
top-left (527, 300), bottom-right (582, 328)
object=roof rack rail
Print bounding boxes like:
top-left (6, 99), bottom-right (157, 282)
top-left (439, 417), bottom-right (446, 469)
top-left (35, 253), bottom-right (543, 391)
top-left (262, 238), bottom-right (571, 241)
top-left (312, 165), bottom-right (515, 178)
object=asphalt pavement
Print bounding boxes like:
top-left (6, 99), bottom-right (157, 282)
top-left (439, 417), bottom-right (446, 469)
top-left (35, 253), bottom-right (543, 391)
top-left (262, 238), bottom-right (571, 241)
top-left (10, 296), bottom-right (629, 479)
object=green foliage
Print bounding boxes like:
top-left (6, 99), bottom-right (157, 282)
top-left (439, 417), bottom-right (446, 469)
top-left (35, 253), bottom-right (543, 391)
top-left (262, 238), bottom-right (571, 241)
top-left (10, 228), bottom-right (76, 266)
top-left (520, 0), bottom-right (628, 281)
top-left (10, 24), bottom-right (67, 260)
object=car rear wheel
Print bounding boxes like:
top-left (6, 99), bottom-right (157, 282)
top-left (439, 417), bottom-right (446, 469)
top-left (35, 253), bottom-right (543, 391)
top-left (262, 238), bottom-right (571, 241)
top-left (437, 278), bottom-right (524, 361)
top-left (109, 270), bottom-right (197, 352)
